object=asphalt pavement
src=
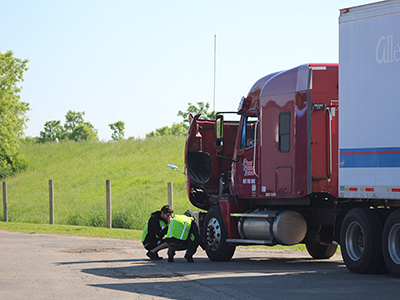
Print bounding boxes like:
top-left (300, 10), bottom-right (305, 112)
top-left (1, 230), bottom-right (400, 300)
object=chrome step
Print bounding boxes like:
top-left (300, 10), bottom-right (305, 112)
top-left (230, 212), bottom-right (277, 218)
top-left (226, 238), bottom-right (274, 245)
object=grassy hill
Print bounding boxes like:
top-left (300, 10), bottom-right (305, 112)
top-left (2, 136), bottom-right (198, 230)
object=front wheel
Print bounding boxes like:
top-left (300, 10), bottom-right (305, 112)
top-left (382, 210), bottom-right (400, 277)
top-left (340, 208), bottom-right (384, 274)
top-left (306, 243), bottom-right (337, 259)
top-left (203, 205), bottom-right (235, 261)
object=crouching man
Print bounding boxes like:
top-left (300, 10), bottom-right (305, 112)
top-left (142, 205), bottom-right (173, 260)
top-left (165, 210), bottom-right (210, 262)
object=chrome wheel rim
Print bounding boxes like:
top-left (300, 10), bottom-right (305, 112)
top-left (388, 223), bottom-right (400, 265)
top-left (206, 217), bottom-right (221, 251)
top-left (345, 221), bottom-right (364, 261)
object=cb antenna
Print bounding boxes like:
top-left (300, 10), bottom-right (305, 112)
top-left (213, 34), bottom-right (217, 113)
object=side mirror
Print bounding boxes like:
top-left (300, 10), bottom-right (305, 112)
top-left (216, 114), bottom-right (224, 139)
top-left (215, 114), bottom-right (224, 152)
top-left (167, 164), bottom-right (185, 174)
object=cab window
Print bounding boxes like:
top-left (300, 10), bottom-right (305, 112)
top-left (240, 115), bottom-right (258, 149)
top-left (279, 111), bottom-right (290, 152)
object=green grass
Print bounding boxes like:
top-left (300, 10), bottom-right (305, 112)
top-left (1, 136), bottom-right (198, 230)
top-left (0, 221), bottom-right (142, 240)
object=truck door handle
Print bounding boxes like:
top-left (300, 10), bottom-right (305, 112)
top-left (253, 120), bottom-right (259, 177)
top-left (327, 107), bottom-right (333, 181)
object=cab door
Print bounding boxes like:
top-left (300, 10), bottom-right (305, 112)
top-left (233, 115), bottom-right (259, 198)
top-left (310, 101), bottom-right (338, 196)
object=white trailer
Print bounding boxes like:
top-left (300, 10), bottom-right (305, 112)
top-left (339, 0), bottom-right (400, 200)
top-left (337, 0), bottom-right (400, 276)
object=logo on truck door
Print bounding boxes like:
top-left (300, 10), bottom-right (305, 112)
top-left (243, 158), bottom-right (254, 176)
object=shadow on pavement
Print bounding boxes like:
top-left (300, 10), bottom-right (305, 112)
top-left (77, 256), bottom-right (378, 300)
top-left (56, 259), bottom-right (144, 265)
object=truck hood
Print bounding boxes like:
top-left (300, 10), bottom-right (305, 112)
top-left (185, 114), bottom-right (239, 210)
top-left (185, 114), bottom-right (216, 210)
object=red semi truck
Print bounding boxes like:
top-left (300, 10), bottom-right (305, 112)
top-left (178, 0), bottom-right (400, 276)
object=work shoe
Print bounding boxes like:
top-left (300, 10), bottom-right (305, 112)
top-left (184, 254), bottom-right (194, 263)
top-left (168, 255), bottom-right (174, 263)
top-left (146, 251), bottom-right (162, 260)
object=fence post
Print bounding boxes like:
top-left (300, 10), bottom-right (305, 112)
top-left (3, 182), bottom-right (7, 222)
top-left (49, 180), bottom-right (54, 225)
top-left (167, 182), bottom-right (173, 209)
top-left (106, 179), bottom-right (112, 229)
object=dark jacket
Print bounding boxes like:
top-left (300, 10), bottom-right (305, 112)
top-left (142, 211), bottom-right (168, 247)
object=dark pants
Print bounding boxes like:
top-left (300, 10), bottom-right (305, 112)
top-left (167, 239), bottom-right (198, 257)
top-left (143, 238), bottom-right (166, 251)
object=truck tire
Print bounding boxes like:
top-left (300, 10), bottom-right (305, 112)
top-left (203, 205), bottom-right (236, 261)
top-left (382, 210), bottom-right (400, 277)
top-left (340, 208), bottom-right (384, 274)
top-left (306, 243), bottom-right (337, 259)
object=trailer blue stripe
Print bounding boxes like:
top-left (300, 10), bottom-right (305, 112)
top-left (340, 147), bottom-right (400, 168)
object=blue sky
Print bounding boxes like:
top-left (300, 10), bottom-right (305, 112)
top-left (1, 0), bottom-right (367, 140)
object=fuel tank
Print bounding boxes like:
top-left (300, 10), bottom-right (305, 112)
top-left (237, 210), bottom-right (307, 245)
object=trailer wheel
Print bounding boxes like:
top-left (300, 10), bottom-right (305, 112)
top-left (306, 243), bottom-right (337, 259)
top-left (382, 210), bottom-right (400, 277)
top-left (340, 208), bottom-right (384, 274)
top-left (203, 205), bottom-right (235, 261)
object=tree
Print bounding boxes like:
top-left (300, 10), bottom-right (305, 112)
top-left (177, 101), bottom-right (216, 124)
top-left (39, 120), bottom-right (64, 142)
top-left (38, 110), bottom-right (98, 142)
top-left (64, 110), bottom-right (97, 141)
top-left (146, 126), bottom-right (171, 138)
top-left (171, 122), bottom-right (188, 136)
top-left (146, 102), bottom-right (214, 139)
top-left (64, 110), bottom-right (86, 136)
top-left (69, 123), bottom-right (98, 141)
top-left (146, 123), bottom-right (188, 138)
top-left (0, 51), bottom-right (30, 177)
top-left (109, 121), bottom-right (125, 141)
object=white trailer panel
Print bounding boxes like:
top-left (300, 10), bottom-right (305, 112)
top-left (339, 0), bottom-right (400, 199)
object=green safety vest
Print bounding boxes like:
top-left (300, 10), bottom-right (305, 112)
top-left (141, 215), bottom-right (167, 243)
top-left (167, 215), bottom-right (195, 241)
